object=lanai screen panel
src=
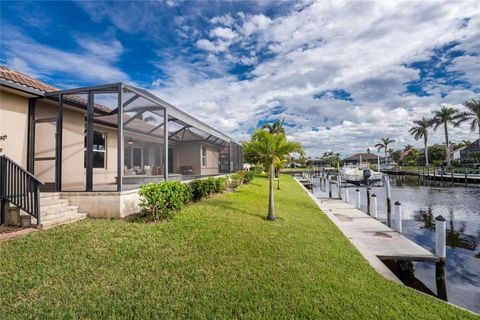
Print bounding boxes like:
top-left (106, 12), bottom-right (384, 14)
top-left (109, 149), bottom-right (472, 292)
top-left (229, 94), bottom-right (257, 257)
top-left (121, 87), bottom-right (166, 190)
top-left (167, 118), bottom-right (230, 179)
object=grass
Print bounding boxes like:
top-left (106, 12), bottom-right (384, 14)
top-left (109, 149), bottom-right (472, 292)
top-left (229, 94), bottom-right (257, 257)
top-left (0, 175), bottom-right (477, 319)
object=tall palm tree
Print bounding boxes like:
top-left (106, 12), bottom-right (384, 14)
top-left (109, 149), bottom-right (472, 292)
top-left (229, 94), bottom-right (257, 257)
top-left (243, 129), bottom-right (303, 221)
top-left (274, 156), bottom-right (288, 190)
top-left (431, 106), bottom-right (469, 166)
top-left (375, 138), bottom-right (395, 164)
top-left (409, 117), bottom-right (433, 166)
top-left (262, 117), bottom-right (285, 135)
top-left (463, 98), bottom-right (480, 141)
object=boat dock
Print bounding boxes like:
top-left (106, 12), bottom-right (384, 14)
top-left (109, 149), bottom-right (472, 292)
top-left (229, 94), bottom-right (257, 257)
top-left (294, 178), bottom-right (441, 284)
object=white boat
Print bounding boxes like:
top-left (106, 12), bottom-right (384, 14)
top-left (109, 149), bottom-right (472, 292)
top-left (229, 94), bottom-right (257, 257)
top-left (340, 164), bottom-right (383, 185)
top-left (380, 163), bottom-right (396, 171)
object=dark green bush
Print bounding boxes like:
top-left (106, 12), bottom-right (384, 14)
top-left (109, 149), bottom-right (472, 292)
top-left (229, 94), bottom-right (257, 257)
top-left (213, 177), bottom-right (226, 192)
top-left (189, 179), bottom-right (209, 201)
top-left (138, 181), bottom-right (188, 221)
top-left (243, 171), bottom-right (254, 184)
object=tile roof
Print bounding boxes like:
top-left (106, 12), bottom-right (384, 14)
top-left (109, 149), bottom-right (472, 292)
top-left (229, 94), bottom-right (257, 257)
top-left (0, 66), bottom-right (58, 93)
top-left (344, 153), bottom-right (383, 160)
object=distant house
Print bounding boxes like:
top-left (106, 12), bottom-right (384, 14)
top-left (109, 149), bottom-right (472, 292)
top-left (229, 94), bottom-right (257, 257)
top-left (452, 145), bottom-right (468, 160)
top-left (459, 139), bottom-right (480, 163)
top-left (343, 153), bottom-right (383, 165)
top-left (306, 158), bottom-right (328, 166)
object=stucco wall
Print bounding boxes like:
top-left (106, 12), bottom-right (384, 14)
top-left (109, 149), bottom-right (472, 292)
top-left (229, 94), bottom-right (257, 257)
top-left (201, 144), bottom-right (219, 175)
top-left (0, 90), bottom-right (29, 167)
top-left (173, 143), bottom-right (201, 175)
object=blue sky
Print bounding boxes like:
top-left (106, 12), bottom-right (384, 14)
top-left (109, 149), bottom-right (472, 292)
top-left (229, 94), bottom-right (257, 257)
top-left (1, 1), bottom-right (479, 156)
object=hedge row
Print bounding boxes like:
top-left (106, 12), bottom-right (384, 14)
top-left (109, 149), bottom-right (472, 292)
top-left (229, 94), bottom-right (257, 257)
top-left (138, 172), bottom-right (253, 221)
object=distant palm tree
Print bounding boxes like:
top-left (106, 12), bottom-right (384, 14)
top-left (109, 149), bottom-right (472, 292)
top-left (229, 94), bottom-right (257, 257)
top-left (262, 117), bottom-right (285, 135)
top-left (375, 138), bottom-right (395, 163)
top-left (409, 117), bottom-right (433, 166)
top-left (463, 98), bottom-right (480, 141)
top-left (274, 156), bottom-right (288, 190)
top-left (431, 106), bottom-right (469, 166)
top-left (403, 144), bottom-right (414, 151)
top-left (243, 129), bottom-right (303, 221)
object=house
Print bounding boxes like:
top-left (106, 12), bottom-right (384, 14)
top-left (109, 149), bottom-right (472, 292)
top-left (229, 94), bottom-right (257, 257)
top-left (0, 66), bottom-right (242, 226)
top-left (459, 139), bottom-right (480, 163)
top-left (343, 153), bottom-right (384, 165)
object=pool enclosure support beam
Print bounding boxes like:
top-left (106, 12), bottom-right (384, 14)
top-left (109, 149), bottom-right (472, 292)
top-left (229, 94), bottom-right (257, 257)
top-left (164, 109), bottom-right (169, 181)
top-left (86, 91), bottom-right (94, 192)
top-left (117, 85), bottom-right (124, 192)
top-left (27, 98), bottom-right (36, 174)
top-left (55, 94), bottom-right (63, 192)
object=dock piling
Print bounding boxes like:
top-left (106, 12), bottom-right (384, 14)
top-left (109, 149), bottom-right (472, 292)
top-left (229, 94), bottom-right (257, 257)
top-left (435, 215), bottom-right (447, 301)
top-left (355, 189), bottom-right (361, 209)
top-left (328, 175), bottom-right (332, 198)
top-left (344, 187), bottom-right (350, 203)
top-left (337, 175), bottom-right (342, 199)
top-left (366, 187), bottom-right (371, 215)
top-left (394, 201), bottom-right (402, 234)
top-left (371, 194), bottom-right (377, 219)
top-left (385, 175), bottom-right (392, 227)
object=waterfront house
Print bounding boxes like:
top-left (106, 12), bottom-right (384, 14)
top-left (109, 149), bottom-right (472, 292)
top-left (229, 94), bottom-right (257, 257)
top-left (459, 139), bottom-right (480, 164)
top-left (0, 66), bottom-right (242, 226)
top-left (343, 153), bottom-right (384, 165)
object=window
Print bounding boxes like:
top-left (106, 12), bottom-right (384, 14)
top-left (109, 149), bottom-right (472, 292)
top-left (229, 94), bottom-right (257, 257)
top-left (84, 131), bottom-right (106, 168)
top-left (202, 146), bottom-right (207, 167)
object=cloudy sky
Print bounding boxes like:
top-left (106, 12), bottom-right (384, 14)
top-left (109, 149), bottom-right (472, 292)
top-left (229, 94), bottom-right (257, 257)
top-left (1, 1), bottom-right (479, 157)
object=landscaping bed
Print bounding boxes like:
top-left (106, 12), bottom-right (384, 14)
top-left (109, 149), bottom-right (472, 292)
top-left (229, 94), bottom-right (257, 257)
top-left (0, 175), bottom-right (476, 319)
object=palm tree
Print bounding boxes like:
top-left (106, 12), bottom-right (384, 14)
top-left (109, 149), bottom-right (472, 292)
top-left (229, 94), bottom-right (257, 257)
top-left (431, 106), bottom-right (469, 166)
top-left (262, 117), bottom-right (285, 135)
top-left (274, 156), bottom-right (288, 190)
top-left (375, 138), bottom-right (395, 164)
top-left (409, 117), bottom-right (433, 166)
top-left (463, 98), bottom-right (480, 141)
top-left (243, 129), bottom-right (303, 221)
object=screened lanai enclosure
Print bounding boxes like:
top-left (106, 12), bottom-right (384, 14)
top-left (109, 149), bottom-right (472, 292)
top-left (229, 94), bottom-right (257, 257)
top-left (30, 83), bottom-right (242, 192)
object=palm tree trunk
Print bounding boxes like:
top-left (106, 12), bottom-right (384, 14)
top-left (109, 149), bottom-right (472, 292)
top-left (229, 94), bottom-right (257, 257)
top-left (277, 173), bottom-right (280, 190)
top-left (267, 163), bottom-right (275, 221)
top-left (385, 149), bottom-right (388, 164)
top-left (424, 134), bottom-right (429, 166)
top-left (444, 121), bottom-right (450, 166)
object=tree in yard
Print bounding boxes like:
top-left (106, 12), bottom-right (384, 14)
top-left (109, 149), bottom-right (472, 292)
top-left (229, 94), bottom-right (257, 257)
top-left (375, 138), bottom-right (396, 163)
top-left (409, 117), bottom-right (433, 166)
top-left (463, 98), bottom-right (480, 141)
top-left (431, 105), bottom-right (469, 166)
top-left (274, 156), bottom-right (288, 190)
top-left (243, 129), bottom-right (303, 221)
top-left (262, 117), bottom-right (285, 135)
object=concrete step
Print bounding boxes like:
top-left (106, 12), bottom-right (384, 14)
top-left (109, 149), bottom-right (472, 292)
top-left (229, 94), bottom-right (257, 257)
top-left (38, 212), bottom-right (87, 229)
top-left (41, 205), bottom-right (79, 217)
top-left (39, 193), bottom-right (60, 201)
top-left (40, 198), bottom-right (69, 210)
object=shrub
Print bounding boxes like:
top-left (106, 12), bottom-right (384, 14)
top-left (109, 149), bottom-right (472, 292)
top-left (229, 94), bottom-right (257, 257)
top-left (213, 177), bottom-right (226, 192)
top-left (432, 160), bottom-right (442, 167)
top-left (237, 170), bottom-right (246, 184)
top-left (138, 181), bottom-right (188, 221)
top-left (227, 173), bottom-right (241, 190)
top-left (189, 179), bottom-right (210, 201)
top-left (243, 170), bottom-right (254, 184)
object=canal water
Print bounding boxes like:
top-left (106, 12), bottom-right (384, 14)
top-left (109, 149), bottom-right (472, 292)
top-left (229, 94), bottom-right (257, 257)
top-left (311, 175), bottom-right (480, 314)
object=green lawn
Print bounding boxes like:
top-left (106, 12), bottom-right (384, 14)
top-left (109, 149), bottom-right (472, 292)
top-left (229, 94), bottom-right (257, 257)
top-left (0, 175), bottom-right (476, 319)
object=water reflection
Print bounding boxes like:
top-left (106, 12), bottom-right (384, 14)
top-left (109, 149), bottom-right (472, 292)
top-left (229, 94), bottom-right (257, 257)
top-left (311, 175), bottom-right (480, 313)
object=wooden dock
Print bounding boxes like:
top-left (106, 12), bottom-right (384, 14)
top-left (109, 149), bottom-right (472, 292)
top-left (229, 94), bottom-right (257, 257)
top-left (294, 178), bottom-right (440, 283)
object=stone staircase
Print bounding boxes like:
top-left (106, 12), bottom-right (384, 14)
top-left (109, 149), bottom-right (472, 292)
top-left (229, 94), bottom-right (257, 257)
top-left (36, 193), bottom-right (87, 229)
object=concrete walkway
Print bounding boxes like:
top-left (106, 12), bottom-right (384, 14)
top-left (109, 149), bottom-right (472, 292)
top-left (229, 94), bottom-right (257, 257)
top-left (294, 178), bottom-right (439, 284)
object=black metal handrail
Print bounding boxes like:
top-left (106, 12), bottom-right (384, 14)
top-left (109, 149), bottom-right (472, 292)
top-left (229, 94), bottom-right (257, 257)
top-left (0, 155), bottom-right (44, 225)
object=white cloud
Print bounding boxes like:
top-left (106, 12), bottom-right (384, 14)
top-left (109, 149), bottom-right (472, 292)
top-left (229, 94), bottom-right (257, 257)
top-left (153, 1), bottom-right (480, 157)
top-left (2, 26), bottom-right (128, 84)
top-left (210, 27), bottom-right (237, 40)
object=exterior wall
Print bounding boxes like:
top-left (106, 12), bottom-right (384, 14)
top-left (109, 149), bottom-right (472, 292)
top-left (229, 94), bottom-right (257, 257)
top-left (201, 143), bottom-right (219, 175)
top-left (0, 89), bottom-right (29, 167)
top-left (172, 143), bottom-right (201, 175)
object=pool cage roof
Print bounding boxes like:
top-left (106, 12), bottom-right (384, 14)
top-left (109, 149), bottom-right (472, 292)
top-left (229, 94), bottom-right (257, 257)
top-left (45, 82), bottom-right (235, 147)
top-left (43, 82), bottom-right (241, 192)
